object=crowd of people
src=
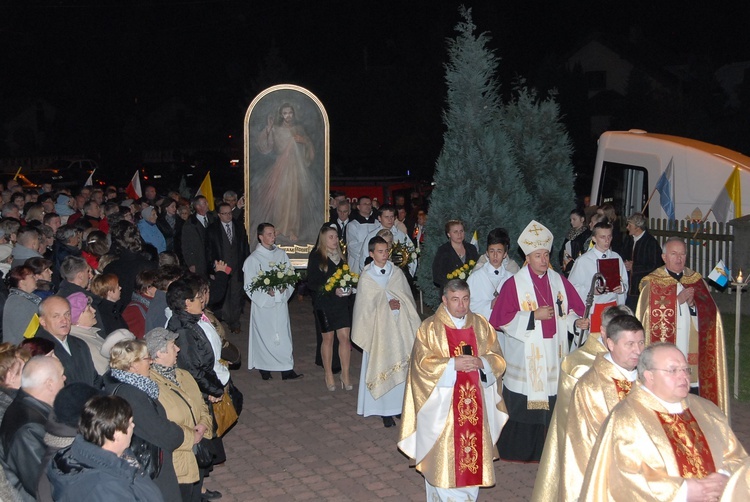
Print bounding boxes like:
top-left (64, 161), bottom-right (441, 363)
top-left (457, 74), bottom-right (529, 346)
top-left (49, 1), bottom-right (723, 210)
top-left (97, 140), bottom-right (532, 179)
top-left (0, 175), bottom-right (747, 501)
top-left (0, 179), bottom-right (249, 501)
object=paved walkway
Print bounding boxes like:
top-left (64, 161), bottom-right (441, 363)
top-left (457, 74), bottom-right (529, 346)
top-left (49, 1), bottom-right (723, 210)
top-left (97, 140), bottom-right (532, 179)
top-left (206, 296), bottom-right (750, 501)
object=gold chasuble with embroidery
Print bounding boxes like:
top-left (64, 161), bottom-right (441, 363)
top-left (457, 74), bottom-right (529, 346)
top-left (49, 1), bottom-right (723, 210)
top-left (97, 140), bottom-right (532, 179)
top-left (398, 305), bottom-right (508, 489)
top-left (580, 386), bottom-right (748, 502)
top-left (636, 267), bottom-right (728, 416)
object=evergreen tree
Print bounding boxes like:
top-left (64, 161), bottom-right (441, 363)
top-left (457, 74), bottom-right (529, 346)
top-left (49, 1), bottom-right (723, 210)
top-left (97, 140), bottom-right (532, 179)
top-left (416, 7), bottom-right (530, 307)
top-left (502, 82), bottom-right (575, 256)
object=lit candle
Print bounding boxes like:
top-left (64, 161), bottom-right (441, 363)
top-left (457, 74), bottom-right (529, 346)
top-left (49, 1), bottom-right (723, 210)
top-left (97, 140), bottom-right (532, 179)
top-left (738, 269), bottom-right (744, 284)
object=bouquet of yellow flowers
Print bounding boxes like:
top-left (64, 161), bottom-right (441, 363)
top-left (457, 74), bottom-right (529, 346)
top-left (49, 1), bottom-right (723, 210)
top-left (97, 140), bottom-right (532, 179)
top-left (323, 264), bottom-right (359, 295)
top-left (245, 261), bottom-right (301, 294)
top-left (447, 260), bottom-right (477, 280)
top-left (390, 240), bottom-right (418, 269)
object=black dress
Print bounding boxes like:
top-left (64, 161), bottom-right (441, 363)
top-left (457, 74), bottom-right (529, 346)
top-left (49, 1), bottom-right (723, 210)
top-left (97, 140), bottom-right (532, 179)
top-left (307, 252), bottom-right (352, 332)
top-left (431, 240), bottom-right (479, 290)
top-left (559, 227), bottom-right (591, 277)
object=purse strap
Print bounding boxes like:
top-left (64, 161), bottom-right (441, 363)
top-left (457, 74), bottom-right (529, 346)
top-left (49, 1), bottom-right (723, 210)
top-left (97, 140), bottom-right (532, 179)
top-left (170, 387), bottom-right (198, 426)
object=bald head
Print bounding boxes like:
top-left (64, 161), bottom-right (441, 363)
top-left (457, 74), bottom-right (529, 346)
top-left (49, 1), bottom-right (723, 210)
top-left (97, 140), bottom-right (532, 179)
top-left (21, 356), bottom-right (66, 405)
top-left (38, 296), bottom-right (72, 339)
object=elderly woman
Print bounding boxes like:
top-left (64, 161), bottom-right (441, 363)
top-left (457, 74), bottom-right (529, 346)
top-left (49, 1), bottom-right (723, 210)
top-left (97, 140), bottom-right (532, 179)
top-left (307, 224), bottom-right (353, 391)
top-left (2, 265), bottom-right (42, 345)
top-left (0, 343), bottom-right (24, 423)
top-left (105, 339), bottom-right (183, 501)
top-left (46, 395), bottom-right (163, 501)
top-left (139, 206), bottom-right (167, 255)
top-left (67, 292), bottom-right (110, 374)
top-left (146, 328), bottom-right (213, 501)
top-left (90, 273), bottom-right (129, 335)
top-left (431, 219), bottom-right (479, 291)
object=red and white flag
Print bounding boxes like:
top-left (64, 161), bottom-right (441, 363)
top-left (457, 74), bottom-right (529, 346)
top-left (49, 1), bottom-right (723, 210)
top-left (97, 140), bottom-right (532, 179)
top-left (125, 170), bottom-right (142, 200)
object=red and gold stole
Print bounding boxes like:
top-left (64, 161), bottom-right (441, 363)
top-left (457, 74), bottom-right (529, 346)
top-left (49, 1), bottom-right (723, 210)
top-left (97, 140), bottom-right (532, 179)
top-left (655, 408), bottom-right (716, 478)
top-left (445, 326), bottom-right (484, 487)
top-left (647, 277), bottom-right (721, 407)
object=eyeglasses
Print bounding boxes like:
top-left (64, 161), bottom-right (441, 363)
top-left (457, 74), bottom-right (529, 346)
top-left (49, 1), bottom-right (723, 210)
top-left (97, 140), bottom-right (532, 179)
top-left (650, 367), bottom-right (692, 376)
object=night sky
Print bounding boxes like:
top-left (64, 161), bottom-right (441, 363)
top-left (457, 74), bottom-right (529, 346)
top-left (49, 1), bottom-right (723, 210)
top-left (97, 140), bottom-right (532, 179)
top-left (3, 1), bottom-right (750, 185)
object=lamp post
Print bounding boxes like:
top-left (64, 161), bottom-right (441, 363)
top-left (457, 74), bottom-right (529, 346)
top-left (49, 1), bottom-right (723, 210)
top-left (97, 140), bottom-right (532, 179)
top-left (732, 269), bottom-right (749, 399)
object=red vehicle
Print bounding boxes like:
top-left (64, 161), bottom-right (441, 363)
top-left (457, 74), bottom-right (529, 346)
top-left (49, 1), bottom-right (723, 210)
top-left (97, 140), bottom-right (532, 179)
top-left (329, 177), bottom-right (431, 208)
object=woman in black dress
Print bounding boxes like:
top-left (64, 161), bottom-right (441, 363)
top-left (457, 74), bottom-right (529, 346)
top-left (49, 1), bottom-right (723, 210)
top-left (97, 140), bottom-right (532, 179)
top-left (307, 224), bottom-right (353, 392)
top-left (431, 219), bottom-right (479, 291)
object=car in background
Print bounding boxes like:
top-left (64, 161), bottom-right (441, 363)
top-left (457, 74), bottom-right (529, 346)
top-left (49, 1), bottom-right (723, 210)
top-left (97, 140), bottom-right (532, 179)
top-left (34, 158), bottom-right (100, 188)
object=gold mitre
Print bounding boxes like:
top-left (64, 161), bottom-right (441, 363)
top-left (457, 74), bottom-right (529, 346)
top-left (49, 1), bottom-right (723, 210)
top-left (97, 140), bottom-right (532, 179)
top-left (518, 220), bottom-right (553, 255)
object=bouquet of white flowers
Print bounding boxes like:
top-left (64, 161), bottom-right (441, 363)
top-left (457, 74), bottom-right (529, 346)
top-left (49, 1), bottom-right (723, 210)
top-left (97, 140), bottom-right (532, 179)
top-left (245, 261), bottom-right (301, 294)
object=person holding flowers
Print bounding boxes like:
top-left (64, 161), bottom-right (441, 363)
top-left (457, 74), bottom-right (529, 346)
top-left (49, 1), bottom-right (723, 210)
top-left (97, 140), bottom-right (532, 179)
top-left (307, 224), bottom-right (356, 391)
top-left (431, 219), bottom-right (479, 291)
top-left (242, 223), bottom-right (304, 381)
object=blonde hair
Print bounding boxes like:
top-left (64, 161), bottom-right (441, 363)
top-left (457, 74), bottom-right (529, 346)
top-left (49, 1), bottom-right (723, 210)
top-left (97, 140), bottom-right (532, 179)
top-left (109, 340), bottom-right (149, 371)
top-left (313, 225), bottom-right (341, 273)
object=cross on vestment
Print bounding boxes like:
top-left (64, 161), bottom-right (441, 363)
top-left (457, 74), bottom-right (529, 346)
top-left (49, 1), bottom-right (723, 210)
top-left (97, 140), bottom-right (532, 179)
top-left (529, 224), bottom-right (544, 236)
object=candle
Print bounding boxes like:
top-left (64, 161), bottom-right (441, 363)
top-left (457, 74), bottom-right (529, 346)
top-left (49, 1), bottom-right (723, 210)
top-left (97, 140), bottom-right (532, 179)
top-left (738, 269), bottom-right (744, 284)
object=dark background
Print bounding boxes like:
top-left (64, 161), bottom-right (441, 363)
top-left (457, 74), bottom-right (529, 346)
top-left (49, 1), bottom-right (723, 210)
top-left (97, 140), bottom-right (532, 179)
top-left (2, 1), bottom-right (750, 194)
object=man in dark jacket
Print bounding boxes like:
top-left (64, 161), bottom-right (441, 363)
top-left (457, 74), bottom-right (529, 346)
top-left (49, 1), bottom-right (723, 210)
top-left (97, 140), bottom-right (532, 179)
top-left (623, 212), bottom-right (663, 310)
top-left (0, 356), bottom-right (65, 499)
top-left (206, 202), bottom-right (250, 333)
top-left (181, 195), bottom-right (215, 278)
top-left (35, 296), bottom-right (103, 388)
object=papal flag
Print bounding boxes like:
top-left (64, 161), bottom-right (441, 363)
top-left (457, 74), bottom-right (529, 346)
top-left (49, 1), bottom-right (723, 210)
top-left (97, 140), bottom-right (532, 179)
top-left (470, 230), bottom-right (478, 248)
top-left (707, 259), bottom-right (730, 288)
top-left (23, 314), bottom-right (40, 339)
top-left (711, 166), bottom-right (742, 223)
top-left (196, 172), bottom-right (215, 211)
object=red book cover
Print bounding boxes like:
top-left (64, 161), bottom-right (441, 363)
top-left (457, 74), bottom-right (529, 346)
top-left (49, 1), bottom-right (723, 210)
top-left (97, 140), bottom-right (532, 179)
top-left (597, 258), bottom-right (621, 292)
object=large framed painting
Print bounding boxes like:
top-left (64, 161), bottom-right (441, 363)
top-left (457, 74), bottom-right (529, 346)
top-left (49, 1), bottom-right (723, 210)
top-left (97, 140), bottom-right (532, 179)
top-left (244, 85), bottom-right (329, 268)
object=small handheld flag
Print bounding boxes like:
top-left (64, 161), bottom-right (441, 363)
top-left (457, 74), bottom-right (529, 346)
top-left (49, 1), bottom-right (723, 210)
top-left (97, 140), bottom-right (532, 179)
top-left (707, 259), bottom-right (730, 288)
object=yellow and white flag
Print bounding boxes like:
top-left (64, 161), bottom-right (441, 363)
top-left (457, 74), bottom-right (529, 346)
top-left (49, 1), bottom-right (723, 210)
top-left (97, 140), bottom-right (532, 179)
top-left (196, 172), bottom-right (215, 211)
top-left (470, 230), bottom-right (478, 248)
top-left (711, 166), bottom-right (742, 223)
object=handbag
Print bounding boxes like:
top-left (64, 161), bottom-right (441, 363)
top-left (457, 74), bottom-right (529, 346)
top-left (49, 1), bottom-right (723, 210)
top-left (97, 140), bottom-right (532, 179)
top-left (170, 388), bottom-right (214, 469)
top-left (227, 380), bottom-right (243, 415)
top-left (220, 339), bottom-right (242, 369)
top-left (212, 385), bottom-right (239, 437)
top-left (112, 384), bottom-right (163, 479)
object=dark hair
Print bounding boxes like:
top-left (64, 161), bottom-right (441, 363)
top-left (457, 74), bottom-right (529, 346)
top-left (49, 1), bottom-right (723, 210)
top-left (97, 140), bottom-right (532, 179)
top-left (256, 223), bottom-right (274, 243)
top-left (42, 212), bottom-right (61, 225)
top-left (155, 265), bottom-right (184, 291)
top-left (79, 395), bottom-right (133, 447)
top-left (109, 221), bottom-right (143, 254)
top-left (26, 257), bottom-right (54, 278)
top-left (82, 230), bottom-right (109, 258)
top-left (60, 256), bottom-right (89, 281)
top-left (6, 265), bottom-right (34, 289)
top-left (486, 227), bottom-right (510, 250)
top-left (592, 221), bottom-right (613, 235)
top-left (378, 204), bottom-right (395, 216)
top-left (606, 315), bottom-right (644, 343)
top-left (135, 269), bottom-right (159, 294)
top-left (216, 202), bottom-right (231, 213)
top-left (570, 208), bottom-right (586, 219)
top-left (368, 236), bottom-right (388, 254)
top-left (20, 337), bottom-right (56, 357)
top-left (166, 277), bottom-right (200, 312)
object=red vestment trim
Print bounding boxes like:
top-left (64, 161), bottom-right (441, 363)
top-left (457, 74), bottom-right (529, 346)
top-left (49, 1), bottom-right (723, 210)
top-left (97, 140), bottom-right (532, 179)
top-left (655, 408), bottom-right (716, 479)
top-left (445, 326), bottom-right (484, 487)
top-left (647, 279), bottom-right (721, 407)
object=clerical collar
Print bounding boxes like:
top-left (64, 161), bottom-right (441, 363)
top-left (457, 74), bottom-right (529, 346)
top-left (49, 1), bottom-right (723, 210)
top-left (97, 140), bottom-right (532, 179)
top-left (604, 353), bottom-right (638, 381)
top-left (448, 312), bottom-right (467, 329)
top-left (666, 268), bottom-right (683, 282)
top-left (642, 385), bottom-right (684, 413)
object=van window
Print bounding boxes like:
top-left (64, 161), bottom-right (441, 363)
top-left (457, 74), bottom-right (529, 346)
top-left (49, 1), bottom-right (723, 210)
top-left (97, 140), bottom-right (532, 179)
top-left (598, 161), bottom-right (648, 219)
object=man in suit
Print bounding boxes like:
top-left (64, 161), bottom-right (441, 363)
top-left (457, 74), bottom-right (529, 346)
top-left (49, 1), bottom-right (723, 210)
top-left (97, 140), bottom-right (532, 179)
top-left (181, 195), bottom-right (215, 277)
top-left (329, 199), bottom-right (351, 244)
top-left (35, 295), bottom-right (102, 388)
top-left (207, 202), bottom-right (250, 333)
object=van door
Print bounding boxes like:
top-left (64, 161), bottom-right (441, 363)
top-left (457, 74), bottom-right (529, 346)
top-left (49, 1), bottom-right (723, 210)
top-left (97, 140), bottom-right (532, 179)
top-left (597, 161), bottom-right (649, 219)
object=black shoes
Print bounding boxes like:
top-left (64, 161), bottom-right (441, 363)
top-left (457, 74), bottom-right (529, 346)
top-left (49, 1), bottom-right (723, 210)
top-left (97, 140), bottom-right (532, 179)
top-left (202, 489), bottom-right (222, 500)
top-left (260, 370), bottom-right (272, 381)
top-left (382, 416), bottom-right (396, 428)
top-left (281, 370), bottom-right (304, 381)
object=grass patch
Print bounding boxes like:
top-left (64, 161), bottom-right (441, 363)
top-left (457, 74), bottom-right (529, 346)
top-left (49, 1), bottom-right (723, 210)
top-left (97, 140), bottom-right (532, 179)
top-left (724, 313), bottom-right (750, 402)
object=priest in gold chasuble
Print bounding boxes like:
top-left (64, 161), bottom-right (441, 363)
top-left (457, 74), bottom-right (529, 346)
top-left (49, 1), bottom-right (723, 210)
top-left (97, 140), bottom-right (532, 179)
top-left (531, 305), bottom-right (633, 502)
top-left (580, 343), bottom-right (748, 502)
top-left (398, 279), bottom-right (508, 501)
top-left (636, 237), bottom-right (728, 416)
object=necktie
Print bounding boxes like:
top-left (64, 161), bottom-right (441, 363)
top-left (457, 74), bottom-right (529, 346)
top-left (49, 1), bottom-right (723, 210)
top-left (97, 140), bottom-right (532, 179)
top-left (226, 223), bottom-right (233, 244)
top-left (380, 269), bottom-right (386, 274)
top-left (201, 215), bottom-right (207, 227)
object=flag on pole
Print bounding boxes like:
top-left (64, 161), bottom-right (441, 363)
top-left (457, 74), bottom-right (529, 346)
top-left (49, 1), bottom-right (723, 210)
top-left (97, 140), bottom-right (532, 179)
top-left (13, 167), bottom-right (22, 181)
top-left (655, 157), bottom-right (676, 220)
top-left (83, 168), bottom-right (96, 187)
top-left (125, 170), bottom-right (142, 200)
top-left (707, 259), bottom-right (730, 288)
top-left (196, 172), bottom-right (215, 211)
top-left (470, 230), bottom-right (478, 248)
top-left (22, 314), bottom-right (40, 339)
top-left (711, 166), bottom-right (742, 223)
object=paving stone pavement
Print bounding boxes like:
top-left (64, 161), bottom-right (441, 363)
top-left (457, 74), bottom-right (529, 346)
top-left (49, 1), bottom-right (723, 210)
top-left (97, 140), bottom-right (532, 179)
top-left (205, 296), bottom-right (750, 501)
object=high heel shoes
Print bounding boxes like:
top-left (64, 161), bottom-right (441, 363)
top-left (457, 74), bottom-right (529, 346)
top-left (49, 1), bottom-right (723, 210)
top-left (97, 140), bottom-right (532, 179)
top-left (340, 377), bottom-right (353, 391)
top-left (325, 375), bottom-right (336, 392)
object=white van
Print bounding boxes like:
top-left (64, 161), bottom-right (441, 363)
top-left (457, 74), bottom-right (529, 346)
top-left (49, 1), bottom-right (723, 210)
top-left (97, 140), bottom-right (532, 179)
top-left (589, 130), bottom-right (750, 221)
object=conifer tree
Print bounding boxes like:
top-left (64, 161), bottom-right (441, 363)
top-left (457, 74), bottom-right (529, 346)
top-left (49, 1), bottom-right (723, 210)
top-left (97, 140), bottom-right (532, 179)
top-left (416, 7), bottom-right (530, 307)
top-left (502, 83), bottom-right (575, 252)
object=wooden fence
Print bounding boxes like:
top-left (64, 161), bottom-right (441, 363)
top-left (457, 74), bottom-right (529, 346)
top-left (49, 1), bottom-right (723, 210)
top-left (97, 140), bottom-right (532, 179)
top-left (648, 218), bottom-right (734, 290)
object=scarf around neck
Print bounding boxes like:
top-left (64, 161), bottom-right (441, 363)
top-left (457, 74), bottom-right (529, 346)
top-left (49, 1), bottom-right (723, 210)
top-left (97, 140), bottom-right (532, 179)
top-left (151, 362), bottom-right (179, 386)
top-left (111, 368), bottom-right (159, 400)
top-left (9, 288), bottom-right (42, 305)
